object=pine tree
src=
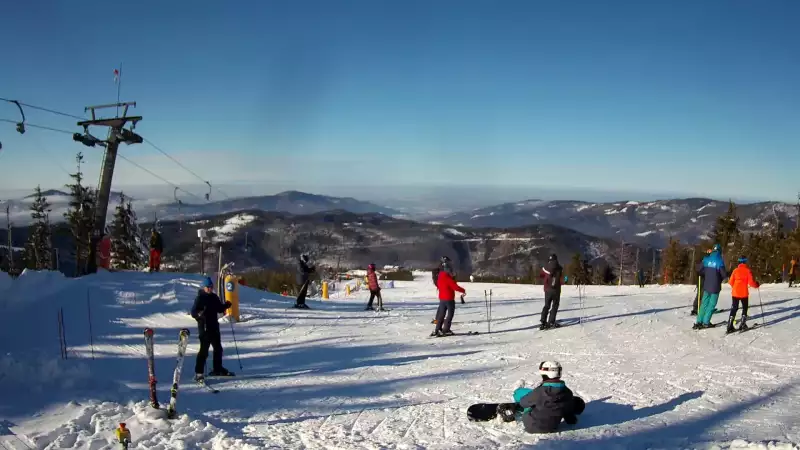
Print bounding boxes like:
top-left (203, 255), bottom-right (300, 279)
top-left (662, 238), bottom-right (691, 284)
top-left (64, 152), bottom-right (96, 276)
top-left (711, 201), bottom-right (741, 256)
top-left (565, 253), bottom-right (591, 285)
top-left (110, 193), bottom-right (146, 270)
top-left (23, 185), bottom-right (53, 270)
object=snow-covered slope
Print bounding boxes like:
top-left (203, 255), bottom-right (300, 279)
top-left (1, 270), bottom-right (800, 449)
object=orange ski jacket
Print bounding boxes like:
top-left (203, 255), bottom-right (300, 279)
top-left (729, 263), bottom-right (759, 298)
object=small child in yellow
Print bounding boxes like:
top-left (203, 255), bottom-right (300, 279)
top-left (115, 423), bottom-right (131, 449)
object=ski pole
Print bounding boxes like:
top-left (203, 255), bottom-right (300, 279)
top-left (87, 288), bottom-right (95, 359)
top-left (489, 289), bottom-right (493, 332)
top-left (757, 288), bottom-right (766, 328)
top-left (229, 317), bottom-right (243, 370)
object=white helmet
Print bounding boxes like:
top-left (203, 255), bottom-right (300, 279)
top-left (539, 361), bottom-right (562, 379)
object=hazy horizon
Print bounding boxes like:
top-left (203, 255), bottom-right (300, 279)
top-left (0, 182), bottom-right (794, 215)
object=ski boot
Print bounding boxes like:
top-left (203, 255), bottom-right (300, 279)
top-left (539, 323), bottom-right (548, 331)
top-left (739, 315), bottom-right (749, 332)
top-left (365, 306), bottom-right (375, 311)
top-left (692, 323), bottom-right (702, 330)
top-left (726, 316), bottom-right (736, 334)
top-left (702, 322), bottom-right (717, 329)
top-left (430, 330), bottom-right (444, 337)
top-left (442, 330), bottom-right (455, 337)
top-left (194, 373), bottom-right (205, 382)
top-left (549, 322), bottom-right (561, 329)
top-left (209, 367), bottom-right (235, 377)
top-left (497, 403), bottom-right (521, 422)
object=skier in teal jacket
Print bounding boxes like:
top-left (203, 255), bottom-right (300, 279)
top-left (693, 243), bottom-right (728, 329)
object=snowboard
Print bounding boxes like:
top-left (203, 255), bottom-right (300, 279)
top-left (467, 402), bottom-right (520, 422)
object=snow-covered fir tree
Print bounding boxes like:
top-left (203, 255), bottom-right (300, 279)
top-left (23, 185), bottom-right (53, 270)
top-left (110, 193), bottom-right (146, 270)
top-left (64, 152), bottom-right (96, 276)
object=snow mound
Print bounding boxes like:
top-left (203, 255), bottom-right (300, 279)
top-left (0, 269), bottom-right (69, 308)
top-left (210, 213), bottom-right (256, 243)
top-left (13, 400), bottom-right (261, 449)
top-left (445, 228), bottom-right (466, 237)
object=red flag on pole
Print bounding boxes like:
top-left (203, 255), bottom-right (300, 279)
top-left (114, 69), bottom-right (120, 84)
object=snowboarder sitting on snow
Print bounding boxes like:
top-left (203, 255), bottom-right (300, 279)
top-left (513, 361), bottom-right (585, 434)
top-left (727, 256), bottom-right (760, 333)
top-left (191, 277), bottom-right (233, 380)
top-left (365, 263), bottom-right (383, 310)
top-left (431, 259), bottom-right (465, 337)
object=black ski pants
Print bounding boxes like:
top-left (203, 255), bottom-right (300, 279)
top-left (366, 289), bottom-right (381, 308)
top-left (295, 280), bottom-right (309, 306)
top-left (434, 300), bottom-right (456, 332)
top-left (730, 296), bottom-right (749, 319)
top-left (541, 290), bottom-right (561, 325)
top-left (195, 327), bottom-right (223, 374)
top-left (790, 274), bottom-right (796, 287)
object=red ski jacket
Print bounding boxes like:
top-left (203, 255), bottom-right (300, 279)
top-left (367, 269), bottom-right (380, 291)
top-left (437, 270), bottom-right (465, 301)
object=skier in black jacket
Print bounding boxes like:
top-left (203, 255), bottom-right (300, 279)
top-left (191, 277), bottom-right (233, 380)
top-left (539, 254), bottom-right (564, 330)
top-left (295, 253), bottom-right (315, 309)
top-left (517, 361), bottom-right (585, 433)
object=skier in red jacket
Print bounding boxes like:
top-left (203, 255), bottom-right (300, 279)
top-left (432, 267), bottom-right (466, 337)
top-left (365, 263), bottom-right (384, 310)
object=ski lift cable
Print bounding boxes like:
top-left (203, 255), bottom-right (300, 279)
top-left (143, 138), bottom-right (230, 200)
top-left (0, 118), bottom-right (73, 135)
top-left (116, 153), bottom-right (205, 202)
top-left (0, 98), bottom-right (85, 121)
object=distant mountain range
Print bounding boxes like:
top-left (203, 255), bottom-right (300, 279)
top-left (431, 198), bottom-right (799, 247)
top-left (3, 187), bottom-right (797, 278)
top-left (143, 209), bottom-right (649, 278)
top-left (3, 190), bottom-right (405, 226)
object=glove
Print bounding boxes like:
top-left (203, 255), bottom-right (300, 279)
top-left (224, 301), bottom-right (232, 309)
top-left (755, 283), bottom-right (760, 288)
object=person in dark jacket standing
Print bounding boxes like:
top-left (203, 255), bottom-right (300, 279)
top-left (431, 267), bottom-right (466, 337)
top-left (295, 253), bottom-right (315, 309)
top-left (365, 263), bottom-right (383, 310)
top-left (513, 361), bottom-right (585, 433)
top-left (149, 229), bottom-right (163, 272)
top-left (691, 248), bottom-right (712, 316)
top-left (539, 254), bottom-right (564, 330)
top-left (636, 268), bottom-right (645, 288)
top-left (693, 244), bottom-right (728, 329)
top-left (191, 277), bottom-right (233, 380)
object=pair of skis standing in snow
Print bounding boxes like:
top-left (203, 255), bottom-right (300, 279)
top-left (692, 244), bottom-right (762, 334)
top-left (143, 276), bottom-right (236, 417)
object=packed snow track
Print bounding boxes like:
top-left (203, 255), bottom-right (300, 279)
top-left (1, 269), bottom-right (799, 449)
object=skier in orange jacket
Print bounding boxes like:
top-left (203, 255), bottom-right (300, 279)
top-left (790, 258), bottom-right (797, 287)
top-left (726, 256), bottom-right (760, 333)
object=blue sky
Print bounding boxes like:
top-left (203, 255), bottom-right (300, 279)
top-left (1, 0), bottom-right (798, 204)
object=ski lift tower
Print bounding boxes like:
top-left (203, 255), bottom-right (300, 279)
top-left (74, 101), bottom-right (143, 273)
